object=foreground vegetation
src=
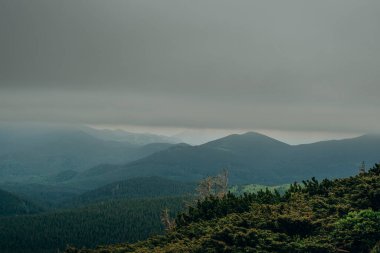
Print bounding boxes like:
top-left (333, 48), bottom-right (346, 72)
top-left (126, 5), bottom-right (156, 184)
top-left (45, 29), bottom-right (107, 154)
top-left (68, 164), bottom-right (380, 253)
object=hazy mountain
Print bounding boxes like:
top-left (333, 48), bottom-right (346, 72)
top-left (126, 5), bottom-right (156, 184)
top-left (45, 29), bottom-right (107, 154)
top-left (0, 188), bottom-right (42, 216)
top-left (71, 132), bottom-right (380, 187)
top-left (0, 125), bottom-right (175, 183)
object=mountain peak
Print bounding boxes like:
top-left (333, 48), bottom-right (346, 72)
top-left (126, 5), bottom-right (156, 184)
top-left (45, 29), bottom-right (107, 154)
top-left (241, 131), bottom-right (271, 137)
top-left (202, 131), bottom-right (289, 149)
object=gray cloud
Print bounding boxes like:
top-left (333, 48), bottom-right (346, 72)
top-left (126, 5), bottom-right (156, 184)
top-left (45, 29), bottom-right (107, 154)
top-left (1, 0), bottom-right (379, 133)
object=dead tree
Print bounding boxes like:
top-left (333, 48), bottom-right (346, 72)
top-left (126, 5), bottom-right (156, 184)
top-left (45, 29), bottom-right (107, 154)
top-left (196, 176), bottom-right (214, 200)
top-left (160, 208), bottom-right (176, 231)
top-left (196, 169), bottom-right (229, 200)
top-left (214, 169), bottom-right (229, 198)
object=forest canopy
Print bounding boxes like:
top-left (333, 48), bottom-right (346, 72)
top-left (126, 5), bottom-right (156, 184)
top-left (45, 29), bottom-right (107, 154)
top-left (67, 164), bottom-right (380, 253)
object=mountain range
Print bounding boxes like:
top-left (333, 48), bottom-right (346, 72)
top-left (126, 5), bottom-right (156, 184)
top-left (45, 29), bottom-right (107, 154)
top-left (66, 132), bottom-right (380, 188)
top-left (1, 125), bottom-right (379, 190)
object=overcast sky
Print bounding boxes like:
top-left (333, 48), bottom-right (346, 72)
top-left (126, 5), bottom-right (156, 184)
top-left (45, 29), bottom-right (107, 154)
top-left (1, 0), bottom-right (379, 142)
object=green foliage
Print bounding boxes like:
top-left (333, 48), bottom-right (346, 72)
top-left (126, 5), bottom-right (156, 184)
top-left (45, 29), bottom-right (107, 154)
top-left (333, 209), bottom-right (380, 252)
top-left (371, 241), bottom-right (380, 253)
top-left (175, 190), bottom-right (281, 227)
top-left (72, 164), bottom-right (380, 253)
top-left (229, 183), bottom-right (290, 195)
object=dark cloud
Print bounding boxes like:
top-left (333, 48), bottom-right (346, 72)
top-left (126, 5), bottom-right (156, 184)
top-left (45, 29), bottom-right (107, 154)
top-left (0, 0), bottom-right (379, 133)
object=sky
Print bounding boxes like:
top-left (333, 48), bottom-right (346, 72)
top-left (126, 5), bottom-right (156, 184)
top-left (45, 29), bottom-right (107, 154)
top-left (1, 0), bottom-right (379, 144)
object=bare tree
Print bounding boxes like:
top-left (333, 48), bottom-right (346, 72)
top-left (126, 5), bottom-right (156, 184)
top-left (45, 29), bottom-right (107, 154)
top-left (196, 169), bottom-right (229, 200)
top-left (214, 169), bottom-right (229, 198)
top-left (160, 208), bottom-right (176, 231)
top-left (196, 176), bottom-right (214, 200)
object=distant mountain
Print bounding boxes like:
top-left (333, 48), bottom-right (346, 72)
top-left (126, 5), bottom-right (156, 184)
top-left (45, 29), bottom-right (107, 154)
top-left (0, 124), bottom-right (175, 183)
top-left (0, 188), bottom-right (42, 216)
top-left (71, 132), bottom-right (380, 187)
top-left (66, 177), bottom-right (195, 207)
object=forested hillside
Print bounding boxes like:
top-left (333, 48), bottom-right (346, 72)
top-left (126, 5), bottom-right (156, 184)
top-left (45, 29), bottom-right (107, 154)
top-left (0, 182), bottom-right (83, 209)
top-left (1, 177), bottom-right (196, 210)
top-left (66, 177), bottom-right (195, 207)
top-left (0, 188), bottom-right (42, 216)
top-left (0, 197), bottom-right (187, 253)
top-left (69, 164), bottom-right (380, 253)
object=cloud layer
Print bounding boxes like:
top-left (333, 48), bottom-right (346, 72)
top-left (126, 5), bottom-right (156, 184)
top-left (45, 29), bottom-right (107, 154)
top-left (1, 0), bottom-right (379, 133)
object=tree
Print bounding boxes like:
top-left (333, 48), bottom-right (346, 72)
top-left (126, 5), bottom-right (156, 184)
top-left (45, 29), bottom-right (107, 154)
top-left (160, 208), bottom-right (176, 231)
top-left (214, 169), bottom-right (229, 198)
top-left (333, 209), bottom-right (380, 252)
top-left (196, 169), bottom-right (229, 200)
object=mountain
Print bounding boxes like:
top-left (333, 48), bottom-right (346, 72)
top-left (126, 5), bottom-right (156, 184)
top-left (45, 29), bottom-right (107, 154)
top-left (0, 188), bottom-right (42, 216)
top-left (0, 124), bottom-right (175, 183)
top-left (66, 177), bottom-right (195, 207)
top-left (71, 132), bottom-right (380, 187)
